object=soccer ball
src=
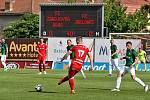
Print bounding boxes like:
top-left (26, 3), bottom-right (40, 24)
top-left (35, 84), bottom-right (43, 92)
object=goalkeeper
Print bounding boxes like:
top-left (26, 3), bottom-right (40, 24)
top-left (136, 48), bottom-right (147, 71)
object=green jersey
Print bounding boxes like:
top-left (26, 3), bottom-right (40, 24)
top-left (111, 44), bottom-right (118, 59)
top-left (1, 43), bottom-right (8, 55)
top-left (67, 45), bottom-right (74, 59)
top-left (125, 49), bottom-right (137, 66)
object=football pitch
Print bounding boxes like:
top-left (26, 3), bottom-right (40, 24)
top-left (0, 69), bottom-right (150, 100)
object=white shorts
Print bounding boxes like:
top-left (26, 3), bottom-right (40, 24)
top-left (111, 58), bottom-right (120, 71)
top-left (120, 66), bottom-right (136, 76)
top-left (1, 55), bottom-right (6, 62)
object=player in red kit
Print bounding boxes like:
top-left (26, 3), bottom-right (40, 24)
top-left (37, 38), bottom-right (47, 75)
top-left (58, 36), bottom-right (93, 94)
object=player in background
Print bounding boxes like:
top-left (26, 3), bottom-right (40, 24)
top-left (67, 39), bottom-right (86, 79)
top-left (37, 38), bottom-right (47, 75)
top-left (1, 39), bottom-right (8, 71)
top-left (85, 0), bottom-right (94, 3)
top-left (88, 0), bottom-right (94, 3)
top-left (109, 39), bottom-right (119, 77)
top-left (58, 36), bottom-right (93, 94)
top-left (136, 48), bottom-right (147, 71)
top-left (111, 41), bottom-right (148, 92)
top-left (0, 39), bottom-right (2, 56)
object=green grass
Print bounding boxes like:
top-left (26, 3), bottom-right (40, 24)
top-left (0, 69), bottom-right (150, 100)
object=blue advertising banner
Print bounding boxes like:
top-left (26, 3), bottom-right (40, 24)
top-left (52, 62), bottom-right (109, 71)
top-left (52, 61), bottom-right (150, 72)
top-left (136, 63), bottom-right (150, 71)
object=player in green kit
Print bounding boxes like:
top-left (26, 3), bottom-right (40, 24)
top-left (1, 39), bottom-right (8, 71)
top-left (109, 39), bottom-right (120, 77)
top-left (136, 48), bottom-right (147, 71)
top-left (67, 39), bottom-right (86, 79)
top-left (111, 41), bottom-right (148, 92)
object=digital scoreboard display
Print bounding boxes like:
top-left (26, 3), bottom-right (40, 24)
top-left (40, 3), bottom-right (103, 37)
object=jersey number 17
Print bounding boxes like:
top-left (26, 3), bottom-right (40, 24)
top-left (78, 50), bottom-right (85, 57)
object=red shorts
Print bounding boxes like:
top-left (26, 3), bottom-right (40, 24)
top-left (38, 55), bottom-right (46, 64)
top-left (68, 68), bottom-right (79, 78)
top-left (70, 63), bottom-right (82, 71)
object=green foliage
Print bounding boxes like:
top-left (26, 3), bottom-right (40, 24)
top-left (104, 0), bottom-right (149, 33)
top-left (127, 9), bottom-right (149, 33)
top-left (104, 0), bottom-right (127, 33)
top-left (4, 2), bottom-right (150, 38)
top-left (4, 13), bottom-right (39, 38)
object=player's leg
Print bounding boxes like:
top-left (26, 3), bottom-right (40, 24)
top-left (38, 56), bottom-right (42, 75)
top-left (80, 68), bottom-right (86, 79)
top-left (58, 68), bottom-right (78, 85)
top-left (111, 66), bottom-right (126, 91)
top-left (42, 56), bottom-right (46, 74)
top-left (68, 70), bottom-right (77, 94)
top-left (69, 77), bottom-right (75, 94)
top-left (136, 63), bottom-right (139, 71)
top-left (129, 67), bottom-right (148, 92)
top-left (109, 60), bottom-right (113, 76)
top-left (1, 55), bottom-right (7, 71)
top-left (68, 60), bottom-right (74, 79)
top-left (113, 58), bottom-right (120, 71)
top-left (142, 59), bottom-right (147, 72)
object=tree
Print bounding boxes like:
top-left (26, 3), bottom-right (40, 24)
top-left (126, 8), bottom-right (149, 33)
top-left (104, 0), bottom-right (149, 33)
top-left (104, 0), bottom-right (127, 33)
top-left (4, 13), bottom-right (39, 38)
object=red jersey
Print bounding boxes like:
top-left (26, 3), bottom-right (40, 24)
top-left (37, 43), bottom-right (47, 56)
top-left (70, 44), bottom-right (90, 70)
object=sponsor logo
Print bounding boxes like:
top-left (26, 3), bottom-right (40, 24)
top-left (99, 46), bottom-right (108, 55)
top-left (53, 49), bottom-right (66, 53)
top-left (83, 64), bottom-right (107, 70)
top-left (6, 62), bottom-right (19, 69)
top-left (9, 41), bottom-right (38, 52)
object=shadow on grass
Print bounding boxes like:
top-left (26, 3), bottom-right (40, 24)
top-left (16, 73), bottom-right (31, 75)
top-left (86, 87), bottom-right (111, 91)
top-left (33, 76), bottom-right (60, 80)
top-left (28, 91), bottom-right (58, 94)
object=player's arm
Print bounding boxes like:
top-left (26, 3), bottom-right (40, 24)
top-left (111, 50), bottom-right (118, 57)
top-left (61, 51), bottom-right (72, 62)
top-left (144, 51), bottom-right (147, 59)
top-left (37, 46), bottom-right (42, 56)
top-left (87, 52), bottom-right (93, 71)
top-left (5, 43), bottom-right (8, 57)
top-left (45, 44), bottom-right (48, 51)
top-left (131, 50), bottom-right (139, 67)
top-left (130, 57), bottom-right (139, 67)
top-left (111, 45), bottom-right (118, 57)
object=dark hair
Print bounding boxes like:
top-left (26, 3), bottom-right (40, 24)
top-left (67, 39), bottom-right (72, 42)
top-left (126, 41), bottom-right (132, 45)
top-left (76, 36), bottom-right (82, 43)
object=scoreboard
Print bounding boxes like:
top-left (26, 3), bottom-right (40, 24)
top-left (40, 3), bottom-right (104, 37)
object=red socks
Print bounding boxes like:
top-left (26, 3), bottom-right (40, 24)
top-left (69, 78), bottom-right (74, 91)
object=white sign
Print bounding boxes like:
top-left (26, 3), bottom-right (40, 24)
top-left (47, 38), bottom-right (94, 61)
top-left (114, 39), bottom-right (141, 52)
top-left (114, 39), bottom-right (141, 66)
top-left (95, 39), bottom-right (110, 62)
